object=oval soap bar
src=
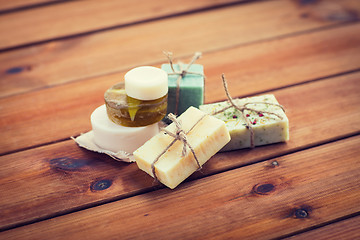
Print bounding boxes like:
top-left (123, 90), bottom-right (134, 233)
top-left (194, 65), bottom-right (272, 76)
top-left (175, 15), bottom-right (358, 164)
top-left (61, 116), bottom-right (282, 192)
top-left (91, 105), bottom-right (159, 153)
top-left (125, 66), bottom-right (168, 100)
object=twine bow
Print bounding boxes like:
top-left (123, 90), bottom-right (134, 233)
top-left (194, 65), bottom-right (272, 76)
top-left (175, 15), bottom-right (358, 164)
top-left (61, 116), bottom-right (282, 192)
top-left (163, 51), bottom-right (204, 115)
top-left (212, 74), bottom-right (285, 148)
top-left (151, 113), bottom-right (206, 182)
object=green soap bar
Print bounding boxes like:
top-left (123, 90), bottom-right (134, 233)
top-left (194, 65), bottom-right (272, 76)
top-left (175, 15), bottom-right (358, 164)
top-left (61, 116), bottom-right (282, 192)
top-left (199, 94), bottom-right (289, 151)
top-left (161, 63), bottom-right (204, 116)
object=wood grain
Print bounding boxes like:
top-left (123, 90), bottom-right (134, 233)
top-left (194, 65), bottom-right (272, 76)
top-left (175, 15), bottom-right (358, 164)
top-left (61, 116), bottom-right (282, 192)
top-left (0, 0), bottom-right (244, 49)
top-left (1, 135), bottom-right (359, 239)
top-left (0, 0), bottom-right (62, 12)
top-left (1, 0), bottom-right (359, 238)
top-left (0, 71), bottom-right (359, 230)
top-left (201, 22), bottom-right (360, 102)
top-left (285, 215), bottom-right (360, 240)
top-left (1, 0), bottom-right (360, 98)
top-left (1, 23), bottom-right (359, 155)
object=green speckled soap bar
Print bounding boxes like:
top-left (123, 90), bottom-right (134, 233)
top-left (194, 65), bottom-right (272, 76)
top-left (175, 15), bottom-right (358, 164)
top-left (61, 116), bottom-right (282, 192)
top-left (161, 63), bottom-right (204, 116)
top-left (199, 94), bottom-right (289, 151)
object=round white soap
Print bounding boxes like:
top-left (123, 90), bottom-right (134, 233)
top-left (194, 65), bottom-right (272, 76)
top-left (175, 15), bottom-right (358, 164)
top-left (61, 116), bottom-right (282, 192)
top-left (124, 66), bottom-right (168, 100)
top-left (91, 105), bottom-right (159, 153)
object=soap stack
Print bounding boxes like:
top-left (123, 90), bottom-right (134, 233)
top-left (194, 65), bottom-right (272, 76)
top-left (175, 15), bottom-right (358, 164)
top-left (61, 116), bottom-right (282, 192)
top-left (82, 53), bottom-right (291, 190)
top-left (86, 62), bottom-right (290, 190)
top-left (91, 66), bottom-right (168, 154)
top-left (88, 64), bottom-right (230, 189)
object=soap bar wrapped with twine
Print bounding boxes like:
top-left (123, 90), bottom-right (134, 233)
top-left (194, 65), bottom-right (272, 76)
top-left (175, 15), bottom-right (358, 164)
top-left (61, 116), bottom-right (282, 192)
top-left (200, 74), bottom-right (289, 151)
top-left (162, 51), bottom-right (205, 116)
top-left (133, 106), bottom-right (231, 189)
top-left (150, 113), bottom-right (205, 182)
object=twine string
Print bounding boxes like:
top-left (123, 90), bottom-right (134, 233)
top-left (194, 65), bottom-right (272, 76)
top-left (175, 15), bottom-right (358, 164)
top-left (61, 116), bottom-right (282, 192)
top-left (151, 113), bottom-right (207, 182)
top-left (212, 74), bottom-right (285, 148)
top-left (163, 51), bottom-right (204, 115)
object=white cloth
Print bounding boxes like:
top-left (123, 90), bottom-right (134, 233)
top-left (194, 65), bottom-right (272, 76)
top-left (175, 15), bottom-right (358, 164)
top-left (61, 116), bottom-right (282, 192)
top-left (72, 131), bottom-right (135, 163)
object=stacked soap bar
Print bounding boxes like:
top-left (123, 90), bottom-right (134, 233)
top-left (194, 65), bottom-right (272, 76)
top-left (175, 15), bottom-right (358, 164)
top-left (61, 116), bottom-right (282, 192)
top-left (105, 66), bottom-right (168, 127)
top-left (91, 105), bottom-right (159, 153)
top-left (161, 63), bottom-right (204, 116)
top-left (199, 94), bottom-right (289, 151)
top-left (134, 106), bottom-right (230, 189)
top-left (91, 66), bottom-right (168, 153)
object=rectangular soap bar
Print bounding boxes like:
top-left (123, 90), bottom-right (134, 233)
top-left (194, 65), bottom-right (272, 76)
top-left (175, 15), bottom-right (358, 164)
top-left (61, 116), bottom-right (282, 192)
top-left (199, 94), bottom-right (289, 151)
top-left (133, 106), bottom-right (230, 189)
top-left (161, 64), bottom-right (204, 116)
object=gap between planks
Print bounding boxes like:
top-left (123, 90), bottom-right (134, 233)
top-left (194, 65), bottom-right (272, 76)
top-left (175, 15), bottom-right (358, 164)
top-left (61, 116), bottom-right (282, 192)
top-left (282, 213), bottom-right (360, 240)
top-left (0, 0), bottom-right (71, 14)
top-left (207, 67), bottom-right (360, 102)
top-left (1, 66), bottom-right (359, 157)
top-left (0, 0), bottom-right (255, 51)
top-left (1, 20), bottom-right (360, 101)
top-left (1, 135), bottom-right (359, 239)
top-left (1, 134), bottom-right (359, 234)
top-left (0, 22), bottom-right (359, 155)
top-left (1, 16), bottom-right (359, 99)
top-left (1, 0), bottom-right (360, 98)
top-left (0, 0), bottom-right (357, 51)
top-left (0, 71), bottom-right (359, 231)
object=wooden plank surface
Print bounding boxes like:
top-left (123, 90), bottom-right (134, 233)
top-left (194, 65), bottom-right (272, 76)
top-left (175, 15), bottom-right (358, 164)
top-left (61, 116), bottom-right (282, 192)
top-left (0, 0), bottom-right (63, 12)
top-left (1, 23), bottom-right (359, 155)
top-left (1, 0), bottom-right (360, 98)
top-left (1, 135), bottom-right (359, 239)
top-left (285, 215), bottom-right (360, 240)
top-left (1, 71), bottom-right (359, 231)
top-left (1, 0), bottom-right (359, 238)
top-left (202, 22), bottom-right (360, 102)
top-left (0, 0), bottom-right (244, 49)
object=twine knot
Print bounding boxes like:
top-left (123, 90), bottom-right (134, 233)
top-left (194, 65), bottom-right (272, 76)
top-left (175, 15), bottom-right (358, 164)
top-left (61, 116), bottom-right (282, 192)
top-left (180, 70), bottom-right (187, 78)
top-left (151, 112), bottom-right (206, 183)
top-left (163, 51), bottom-right (205, 115)
top-left (212, 74), bottom-right (285, 148)
top-left (165, 113), bottom-right (190, 157)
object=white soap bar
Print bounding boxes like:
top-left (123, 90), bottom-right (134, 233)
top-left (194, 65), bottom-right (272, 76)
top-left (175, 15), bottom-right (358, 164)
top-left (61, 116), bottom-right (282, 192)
top-left (134, 106), bottom-right (230, 189)
top-left (91, 105), bottom-right (159, 153)
top-left (199, 94), bottom-right (289, 151)
top-left (125, 66), bottom-right (168, 100)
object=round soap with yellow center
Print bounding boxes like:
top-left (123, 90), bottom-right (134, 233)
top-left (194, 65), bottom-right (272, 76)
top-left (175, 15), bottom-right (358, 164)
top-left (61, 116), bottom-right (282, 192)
top-left (104, 66), bottom-right (168, 127)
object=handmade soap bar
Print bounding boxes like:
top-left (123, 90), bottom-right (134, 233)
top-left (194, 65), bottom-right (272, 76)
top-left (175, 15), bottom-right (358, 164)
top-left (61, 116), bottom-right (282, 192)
top-left (91, 105), bottom-right (159, 153)
top-left (134, 106), bottom-right (230, 189)
top-left (105, 82), bottom-right (167, 127)
top-left (125, 66), bottom-right (168, 100)
top-left (199, 94), bottom-right (289, 151)
top-left (161, 64), bottom-right (204, 116)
